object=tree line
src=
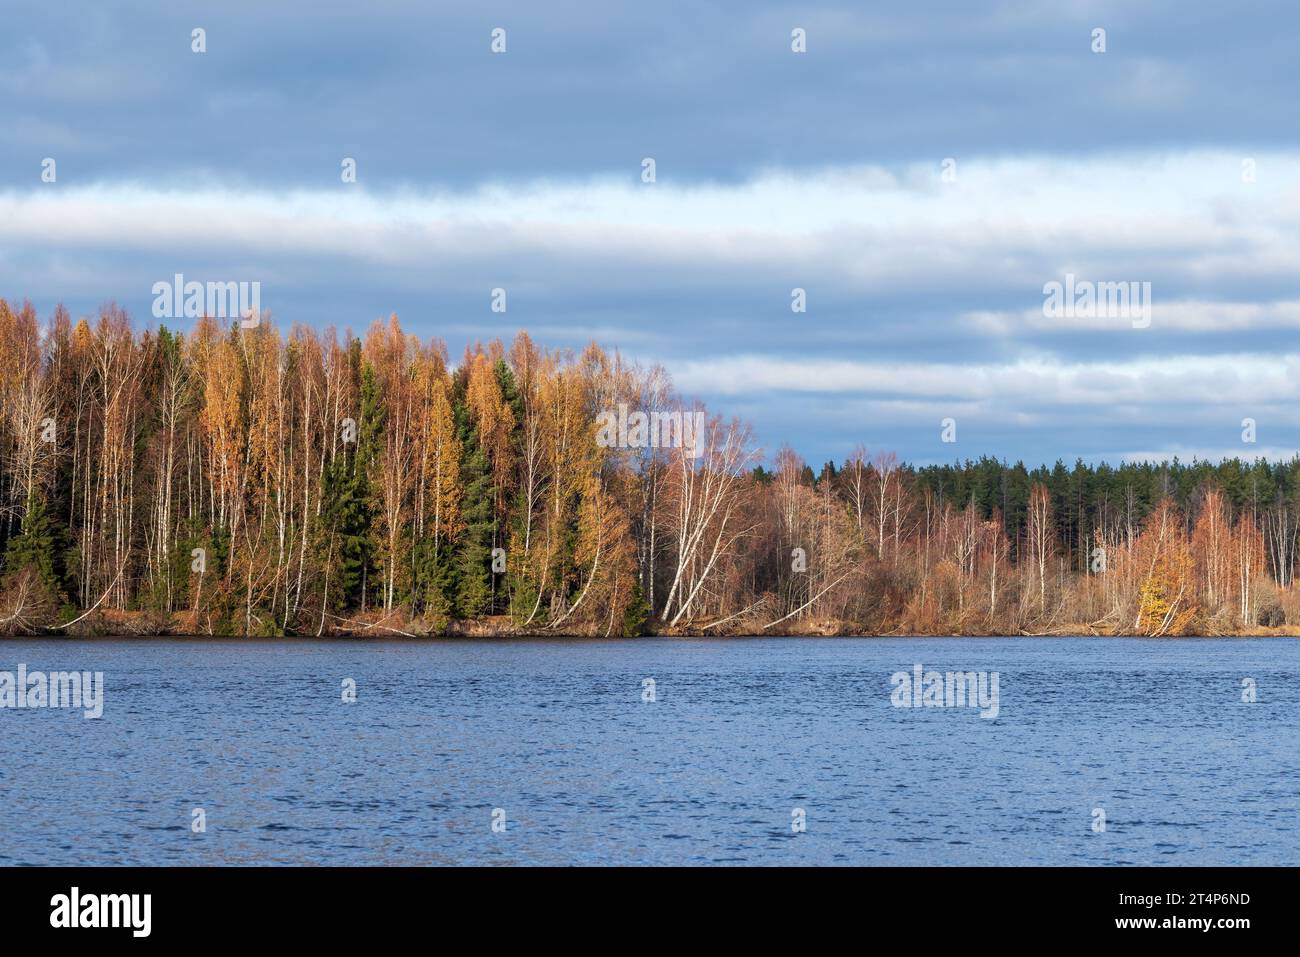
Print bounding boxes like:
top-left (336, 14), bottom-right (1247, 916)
top-left (1, 298), bottom-right (1297, 636)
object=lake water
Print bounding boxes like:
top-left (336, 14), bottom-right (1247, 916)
top-left (0, 637), bottom-right (1295, 866)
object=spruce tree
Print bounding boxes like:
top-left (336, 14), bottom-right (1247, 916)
top-left (490, 358), bottom-right (522, 613)
top-left (354, 361), bottom-right (384, 609)
top-left (454, 438), bottom-right (494, 618)
top-left (414, 535), bottom-right (455, 632)
top-left (451, 380), bottom-right (494, 619)
top-left (317, 344), bottom-right (380, 612)
top-left (3, 493), bottom-right (65, 599)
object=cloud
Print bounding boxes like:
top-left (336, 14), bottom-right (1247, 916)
top-left (969, 299), bottom-right (1300, 334)
top-left (4, 151), bottom-right (1299, 469)
top-left (3, 1), bottom-right (1298, 187)
top-left (5, 150), bottom-right (1300, 277)
top-left (669, 353), bottom-right (1300, 406)
top-left (4, 1), bottom-right (1300, 465)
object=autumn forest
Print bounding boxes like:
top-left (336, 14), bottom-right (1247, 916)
top-left (1, 299), bottom-right (1298, 637)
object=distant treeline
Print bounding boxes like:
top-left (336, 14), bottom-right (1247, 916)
top-left (778, 454), bottom-right (1300, 585)
top-left (1, 298), bottom-right (1297, 636)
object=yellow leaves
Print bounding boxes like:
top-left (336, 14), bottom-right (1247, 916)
top-left (419, 360), bottom-right (462, 545)
top-left (465, 349), bottom-right (515, 490)
top-left (1137, 575), bottom-right (1172, 632)
top-left (1132, 498), bottom-right (1198, 636)
top-left (201, 335), bottom-right (247, 464)
top-left (243, 324), bottom-right (287, 491)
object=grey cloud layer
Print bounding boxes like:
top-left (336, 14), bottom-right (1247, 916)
top-left (4, 1), bottom-right (1299, 185)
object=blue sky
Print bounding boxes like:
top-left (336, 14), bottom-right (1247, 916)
top-left (3, 1), bottom-right (1299, 467)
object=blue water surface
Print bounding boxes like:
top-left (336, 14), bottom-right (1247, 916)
top-left (0, 637), bottom-right (1295, 865)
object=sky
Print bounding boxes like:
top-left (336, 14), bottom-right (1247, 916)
top-left (2, 1), bottom-right (1299, 468)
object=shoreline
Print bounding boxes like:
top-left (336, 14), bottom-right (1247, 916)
top-left (3, 611), bottom-right (1297, 640)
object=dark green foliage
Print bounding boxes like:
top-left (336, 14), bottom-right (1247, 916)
top-left (315, 342), bottom-right (381, 611)
top-left (3, 493), bottom-right (67, 600)
top-left (621, 579), bottom-right (651, 636)
top-left (911, 454), bottom-right (1300, 570)
top-left (450, 375), bottom-right (494, 618)
top-left (319, 446), bottom-right (370, 610)
top-left (453, 437), bottom-right (494, 618)
top-left (413, 536), bottom-right (455, 632)
top-left (494, 358), bottom-right (524, 425)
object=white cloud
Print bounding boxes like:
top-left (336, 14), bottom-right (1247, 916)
top-left (6, 149), bottom-right (1300, 465)
top-left (670, 352), bottom-right (1300, 407)
top-left (4, 150), bottom-right (1300, 295)
top-left (968, 298), bottom-right (1300, 334)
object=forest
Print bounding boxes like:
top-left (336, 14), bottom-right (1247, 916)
top-left (1, 297), bottom-right (1298, 637)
